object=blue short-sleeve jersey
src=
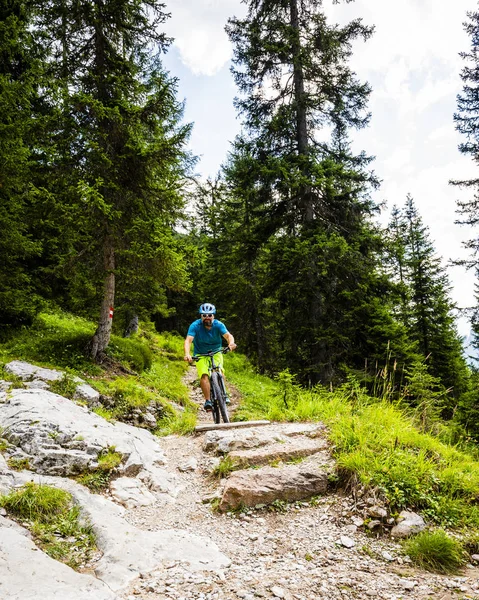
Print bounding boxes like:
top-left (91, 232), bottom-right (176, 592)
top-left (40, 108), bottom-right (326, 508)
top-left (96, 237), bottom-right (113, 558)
top-left (187, 319), bottom-right (228, 355)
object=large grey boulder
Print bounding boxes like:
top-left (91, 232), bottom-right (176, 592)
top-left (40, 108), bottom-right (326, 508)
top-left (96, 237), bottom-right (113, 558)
top-left (0, 388), bottom-right (182, 497)
top-left (5, 360), bottom-right (100, 404)
top-left (73, 383), bottom-right (101, 405)
top-left (228, 437), bottom-right (328, 468)
top-left (109, 476), bottom-right (156, 508)
top-left (203, 422), bottom-right (327, 454)
top-left (0, 472), bottom-right (230, 593)
top-left (5, 360), bottom-right (66, 382)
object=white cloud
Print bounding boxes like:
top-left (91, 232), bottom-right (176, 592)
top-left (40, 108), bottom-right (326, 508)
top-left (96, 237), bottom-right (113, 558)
top-left (164, 0), bottom-right (246, 76)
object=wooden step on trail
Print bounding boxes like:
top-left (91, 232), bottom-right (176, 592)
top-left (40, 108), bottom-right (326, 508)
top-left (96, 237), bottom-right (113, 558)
top-left (194, 420), bottom-right (271, 433)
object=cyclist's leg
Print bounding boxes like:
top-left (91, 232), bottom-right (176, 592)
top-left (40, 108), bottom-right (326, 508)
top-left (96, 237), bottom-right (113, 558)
top-left (196, 358), bottom-right (212, 410)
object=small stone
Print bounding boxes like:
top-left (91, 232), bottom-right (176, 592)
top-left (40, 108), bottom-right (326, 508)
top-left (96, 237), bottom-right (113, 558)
top-left (391, 511), bottom-right (425, 538)
top-left (178, 457), bottom-right (198, 472)
top-left (399, 580), bottom-right (416, 590)
top-left (381, 551), bottom-right (394, 561)
top-left (368, 505), bottom-right (388, 519)
top-left (471, 554), bottom-right (479, 563)
top-left (270, 586), bottom-right (286, 598)
top-left (340, 536), bottom-right (356, 548)
top-left (343, 524), bottom-right (357, 534)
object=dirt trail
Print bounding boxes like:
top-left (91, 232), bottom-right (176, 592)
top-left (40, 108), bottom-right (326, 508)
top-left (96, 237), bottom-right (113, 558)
top-left (118, 370), bottom-right (479, 600)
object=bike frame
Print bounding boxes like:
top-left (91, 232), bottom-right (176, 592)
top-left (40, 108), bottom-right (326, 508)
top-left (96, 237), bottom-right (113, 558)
top-left (192, 348), bottom-right (230, 423)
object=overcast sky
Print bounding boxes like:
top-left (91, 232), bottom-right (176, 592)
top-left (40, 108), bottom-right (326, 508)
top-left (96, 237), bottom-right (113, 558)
top-left (162, 0), bottom-right (479, 337)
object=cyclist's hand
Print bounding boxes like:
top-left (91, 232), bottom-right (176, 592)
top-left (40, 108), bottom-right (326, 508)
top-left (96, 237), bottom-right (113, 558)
top-left (228, 343), bottom-right (237, 352)
top-left (184, 354), bottom-right (192, 362)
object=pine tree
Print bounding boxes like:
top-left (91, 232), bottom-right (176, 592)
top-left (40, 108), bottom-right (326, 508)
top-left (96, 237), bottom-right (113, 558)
top-left (386, 196), bottom-right (469, 411)
top-left (31, 0), bottom-right (194, 359)
top-left (452, 8), bottom-right (479, 356)
top-left (0, 1), bottom-right (43, 328)
top-left (204, 0), bottom-right (403, 383)
top-left (226, 0), bottom-right (377, 229)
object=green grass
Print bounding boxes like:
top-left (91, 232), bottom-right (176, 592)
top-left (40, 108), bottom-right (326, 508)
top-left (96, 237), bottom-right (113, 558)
top-left (0, 311), bottom-right (98, 373)
top-left (404, 530), bottom-right (465, 574)
top-left (97, 447), bottom-right (122, 471)
top-left (210, 455), bottom-right (237, 479)
top-left (49, 373), bottom-right (79, 399)
top-left (76, 471), bottom-right (112, 493)
top-left (7, 457), bottom-right (31, 471)
top-left (74, 447), bottom-right (123, 492)
top-left (3, 309), bottom-right (479, 540)
top-left (0, 482), bottom-right (70, 522)
top-left (0, 482), bottom-right (97, 569)
top-left (92, 406), bottom-right (115, 421)
top-left (156, 408), bottom-right (197, 436)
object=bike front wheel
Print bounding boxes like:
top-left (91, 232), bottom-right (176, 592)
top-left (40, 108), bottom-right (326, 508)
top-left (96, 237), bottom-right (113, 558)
top-left (211, 372), bottom-right (229, 423)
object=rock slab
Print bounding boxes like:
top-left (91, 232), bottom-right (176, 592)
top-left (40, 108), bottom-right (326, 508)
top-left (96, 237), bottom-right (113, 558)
top-left (219, 459), bottom-right (332, 511)
top-left (0, 517), bottom-right (118, 600)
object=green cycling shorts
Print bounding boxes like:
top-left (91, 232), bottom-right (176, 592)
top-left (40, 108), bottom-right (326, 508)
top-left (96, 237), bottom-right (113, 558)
top-left (195, 352), bottom-right (224, 379)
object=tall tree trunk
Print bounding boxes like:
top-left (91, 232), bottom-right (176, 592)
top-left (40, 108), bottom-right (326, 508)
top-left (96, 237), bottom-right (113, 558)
top-left (90, 238), bottom-right (115, 360)
top-left (124, 314), bottom-right (139, 337)
top-left (290, 0), bottom-right (313, 222)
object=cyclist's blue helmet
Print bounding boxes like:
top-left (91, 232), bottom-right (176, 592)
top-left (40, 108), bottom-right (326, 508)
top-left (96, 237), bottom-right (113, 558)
top-left (199, 303), bottom-right (216, 314)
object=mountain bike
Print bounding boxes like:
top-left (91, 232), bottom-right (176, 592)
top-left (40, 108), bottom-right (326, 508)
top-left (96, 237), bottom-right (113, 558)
top-left (191, 347), bottom-right (231, 424)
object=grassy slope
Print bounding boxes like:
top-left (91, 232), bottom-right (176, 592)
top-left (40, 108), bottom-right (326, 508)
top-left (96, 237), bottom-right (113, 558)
top-left (1, 310), bottom-right (479, 548)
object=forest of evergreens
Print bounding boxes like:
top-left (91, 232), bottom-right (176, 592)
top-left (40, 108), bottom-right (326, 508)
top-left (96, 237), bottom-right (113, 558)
top-left (1, 1), bottom-right (479, 440)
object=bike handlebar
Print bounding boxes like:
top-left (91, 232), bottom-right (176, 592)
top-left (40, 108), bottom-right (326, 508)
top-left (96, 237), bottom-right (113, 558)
top-left (190, 347), bottom-right (231, 362)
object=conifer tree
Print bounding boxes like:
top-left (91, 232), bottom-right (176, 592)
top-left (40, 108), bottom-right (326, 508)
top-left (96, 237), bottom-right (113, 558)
top-left (452, 8), bottom-right (479, 354)
top-left (386, 196), bottom-right (469, 410)
top-left (204, 0), bottom-right (404, 383)
top-left (0, 1), bottom-right (43, 327)
top-left (32, 0), bottom-right (194, 359)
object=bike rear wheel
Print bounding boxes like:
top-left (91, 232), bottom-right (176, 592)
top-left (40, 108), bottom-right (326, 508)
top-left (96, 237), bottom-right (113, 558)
top-left (211, 372), bottom-right (229, 423)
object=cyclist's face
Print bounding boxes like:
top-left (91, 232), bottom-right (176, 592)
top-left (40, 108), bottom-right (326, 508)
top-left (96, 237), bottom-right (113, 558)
top-left (201, 313), bottom-right (214, 325)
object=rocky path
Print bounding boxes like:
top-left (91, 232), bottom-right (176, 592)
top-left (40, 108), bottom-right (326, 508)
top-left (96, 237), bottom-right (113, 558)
top-left (118, 371), bottom-right (479, 600)
top-left (1, 361), bottom-right (479, 600)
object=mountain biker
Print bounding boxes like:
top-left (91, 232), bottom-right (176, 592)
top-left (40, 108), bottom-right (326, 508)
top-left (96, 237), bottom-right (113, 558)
top-left (184, 303), bottom-right (236, 411)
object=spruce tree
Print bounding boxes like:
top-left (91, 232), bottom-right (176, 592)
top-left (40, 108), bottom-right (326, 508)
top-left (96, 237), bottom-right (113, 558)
top-left (386, 196), bottom-right (469, 411)
top-left (452, 8), bottom-right (479, 354)
top-left (31, 0), bottom-right (194, 359)
top-left (0, 1), bottom-right (44, 328)
top-left (203, 0), bottom-right (403, 383)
